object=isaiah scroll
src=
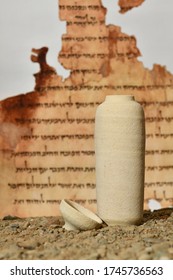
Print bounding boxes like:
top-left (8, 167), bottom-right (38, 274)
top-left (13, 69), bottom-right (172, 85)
top-left (0, 0), bottom-right (173, 217)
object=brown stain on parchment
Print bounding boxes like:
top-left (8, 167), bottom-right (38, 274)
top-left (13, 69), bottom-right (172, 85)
top-left (0, 93), bottom-right (36, 152)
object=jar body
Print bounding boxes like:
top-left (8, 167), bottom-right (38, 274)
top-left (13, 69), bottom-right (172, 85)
top-left (95, 95), bottom-right (145, 225)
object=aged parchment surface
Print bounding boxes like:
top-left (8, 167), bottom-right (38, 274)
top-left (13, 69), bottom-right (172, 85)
top-left (118, 0), bottom-right (145, 13)
top-left (0, 0), bottom-right (173, 218)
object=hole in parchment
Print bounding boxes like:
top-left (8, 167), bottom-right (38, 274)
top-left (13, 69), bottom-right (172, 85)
top-left (148, 199), bottom-right (161, 212)
top-left (102, 0), bottom-right (173, 74)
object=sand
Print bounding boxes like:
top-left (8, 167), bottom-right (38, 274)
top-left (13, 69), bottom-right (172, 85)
top-left (0, 208), bottom-right (173, 260)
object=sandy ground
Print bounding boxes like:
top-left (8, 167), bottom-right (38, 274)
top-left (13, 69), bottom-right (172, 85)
top-left (0, 208), bottom-right (173, 260)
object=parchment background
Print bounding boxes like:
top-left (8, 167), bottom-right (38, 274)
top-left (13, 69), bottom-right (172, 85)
top-left (0, 0), bottom-right (173, 218)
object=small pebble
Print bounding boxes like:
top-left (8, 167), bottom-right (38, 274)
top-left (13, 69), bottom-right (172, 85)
top-left (138, 254), bottom-right (152, 260)
top-left (10, 224), bottom-right (20, 229)
top-left (17, 240), bottom-right (40, 250)
top-left (145, 247), bottom-right (153, 254)
top-left (22, 221), bottom-right (30, 229)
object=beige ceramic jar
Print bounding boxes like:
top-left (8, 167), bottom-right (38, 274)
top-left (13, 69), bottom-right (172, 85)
top-left (95, 95), bottom-right (145, 225)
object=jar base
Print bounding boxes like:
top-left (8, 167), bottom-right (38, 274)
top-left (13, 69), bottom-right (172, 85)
top-left (102, 218), bottom-right (143, 226)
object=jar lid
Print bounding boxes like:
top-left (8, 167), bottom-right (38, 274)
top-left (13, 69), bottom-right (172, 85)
top-left (59, 199), bottom-right (103, 231)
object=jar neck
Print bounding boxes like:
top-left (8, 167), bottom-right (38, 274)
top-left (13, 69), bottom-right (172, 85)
top-left (105, 95), bottom-right (135, 102)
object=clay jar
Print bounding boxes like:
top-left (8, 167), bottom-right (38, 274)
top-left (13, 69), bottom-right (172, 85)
top-left (95, 95), bottom-right (145, 225)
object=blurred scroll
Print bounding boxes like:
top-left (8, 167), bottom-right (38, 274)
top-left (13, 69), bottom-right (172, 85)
top-left (0, 0), bottom-right (173, 218)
